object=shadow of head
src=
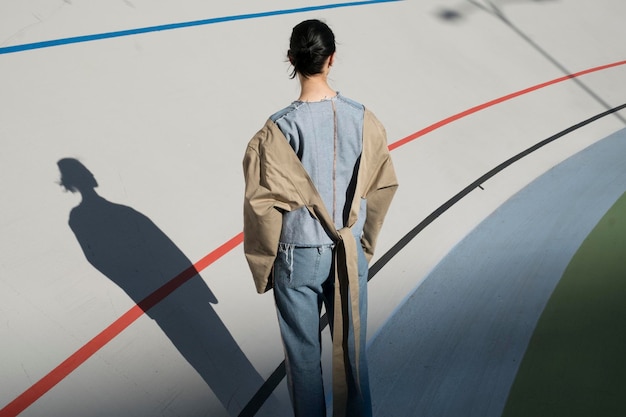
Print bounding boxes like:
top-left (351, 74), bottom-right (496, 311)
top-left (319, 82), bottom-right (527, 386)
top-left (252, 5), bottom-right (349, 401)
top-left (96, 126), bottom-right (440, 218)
top-left (57, 157), bottom-right (98, 193)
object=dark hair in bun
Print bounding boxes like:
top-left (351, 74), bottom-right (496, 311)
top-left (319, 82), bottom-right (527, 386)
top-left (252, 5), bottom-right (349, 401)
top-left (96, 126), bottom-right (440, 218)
top-left (287, 19), bottom-right (336, 79)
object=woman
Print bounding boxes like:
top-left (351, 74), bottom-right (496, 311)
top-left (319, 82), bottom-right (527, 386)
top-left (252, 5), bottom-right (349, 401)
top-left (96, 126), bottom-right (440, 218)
top-left (243, 19), bottom-right (398, 417)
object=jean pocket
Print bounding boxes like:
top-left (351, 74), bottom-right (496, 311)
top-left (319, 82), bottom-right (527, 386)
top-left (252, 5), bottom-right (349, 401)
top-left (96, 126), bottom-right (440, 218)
top-left (276, 245), bottom-right (326, 289)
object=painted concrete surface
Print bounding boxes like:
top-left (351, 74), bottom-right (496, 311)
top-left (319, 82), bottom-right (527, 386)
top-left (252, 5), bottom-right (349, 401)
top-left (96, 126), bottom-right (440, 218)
top-left (1, 1), bottom-right (626, 416)
top-left (369, 128), bottom-right (626, 417)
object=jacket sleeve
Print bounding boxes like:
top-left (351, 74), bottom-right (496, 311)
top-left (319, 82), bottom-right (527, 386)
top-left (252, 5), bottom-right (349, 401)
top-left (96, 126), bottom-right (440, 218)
top-left (242, 134), bottom-right (282, 294)
top-left (361, 111), bottom-right (399, 262)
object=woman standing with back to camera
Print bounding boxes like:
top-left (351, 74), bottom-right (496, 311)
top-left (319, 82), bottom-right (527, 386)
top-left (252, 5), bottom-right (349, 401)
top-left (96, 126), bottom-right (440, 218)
top-left (243, 19), bottom-right (398, 416)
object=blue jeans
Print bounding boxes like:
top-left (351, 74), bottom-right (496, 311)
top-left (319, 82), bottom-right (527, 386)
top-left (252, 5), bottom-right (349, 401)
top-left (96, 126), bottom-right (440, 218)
top-left (273, 243), bottom-right (372, 417)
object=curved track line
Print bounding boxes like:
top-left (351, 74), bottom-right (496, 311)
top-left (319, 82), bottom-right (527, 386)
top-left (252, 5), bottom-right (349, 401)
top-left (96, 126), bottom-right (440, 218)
top-left (0, 0), bottom-right (401, 55)
top-left (2, 59), bottom-right (625, 417)
top-left (388, 60), bottom-right (626, 151)
top-left (372, 102), bottom-right (626, 277)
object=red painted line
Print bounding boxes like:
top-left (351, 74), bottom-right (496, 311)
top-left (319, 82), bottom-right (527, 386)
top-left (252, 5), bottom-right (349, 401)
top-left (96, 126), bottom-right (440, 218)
top-left (388, 60), bottom-right (626, 151)
top-left (0, 233), bottom-right (244, 417)
top-left (2, 59), bottom-right (626, 416)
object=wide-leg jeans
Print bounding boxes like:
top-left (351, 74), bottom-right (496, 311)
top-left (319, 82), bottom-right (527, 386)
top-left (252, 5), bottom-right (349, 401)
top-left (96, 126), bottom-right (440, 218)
top-left (273, 242), bottom-right (372, 417)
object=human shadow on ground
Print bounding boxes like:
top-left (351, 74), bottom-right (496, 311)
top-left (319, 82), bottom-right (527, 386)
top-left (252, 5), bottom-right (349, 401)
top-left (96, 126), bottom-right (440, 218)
top-left (57, 157), bottom-right (280, 416)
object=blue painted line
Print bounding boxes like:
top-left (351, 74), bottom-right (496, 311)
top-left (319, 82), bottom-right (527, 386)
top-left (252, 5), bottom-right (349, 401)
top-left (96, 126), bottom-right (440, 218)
top-left (0, 0), bottom-right (401, 55)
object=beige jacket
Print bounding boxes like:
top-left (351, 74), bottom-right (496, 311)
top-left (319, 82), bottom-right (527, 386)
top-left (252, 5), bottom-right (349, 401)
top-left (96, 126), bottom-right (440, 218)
top-left (242, 108), bottom-right (398, 414)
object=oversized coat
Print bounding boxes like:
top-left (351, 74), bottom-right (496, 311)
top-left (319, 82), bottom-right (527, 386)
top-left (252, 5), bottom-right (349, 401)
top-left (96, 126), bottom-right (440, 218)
top-left (242, 108), bottom-right (398, 414)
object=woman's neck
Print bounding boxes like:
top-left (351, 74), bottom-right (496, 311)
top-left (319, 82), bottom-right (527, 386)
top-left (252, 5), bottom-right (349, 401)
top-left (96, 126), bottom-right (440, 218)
top-left (297, 73), bottom-right (336, 102)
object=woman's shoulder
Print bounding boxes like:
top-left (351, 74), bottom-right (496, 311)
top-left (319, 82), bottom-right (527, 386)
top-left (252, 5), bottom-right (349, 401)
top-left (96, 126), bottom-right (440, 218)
top-left (336, 93), bottom-right (365, 111)
top-left (269, 102), bottom-right (301, 123)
